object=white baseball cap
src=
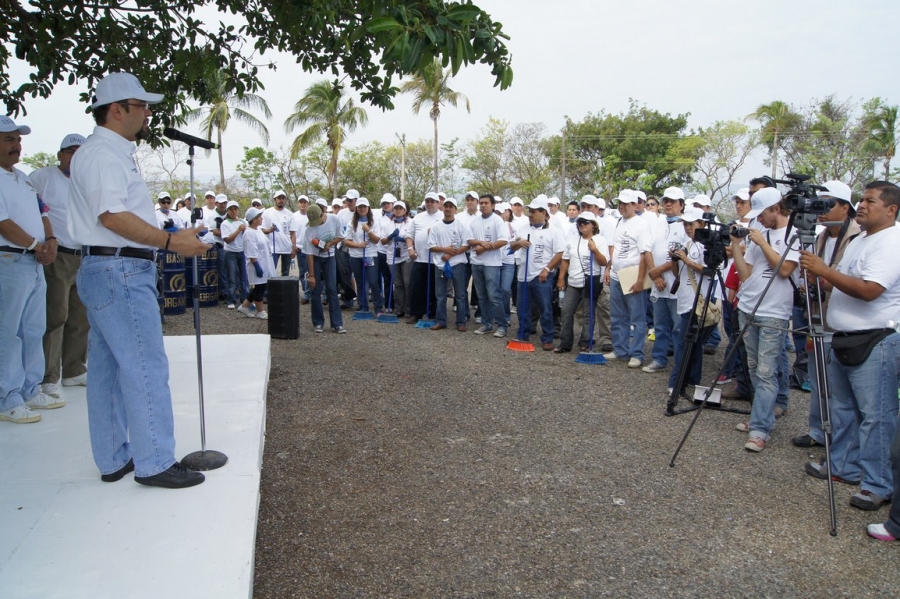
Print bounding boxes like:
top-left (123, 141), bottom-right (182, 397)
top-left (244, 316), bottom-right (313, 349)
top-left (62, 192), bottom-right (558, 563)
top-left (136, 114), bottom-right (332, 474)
top-left (205, 190), bottom-right (217, 198)
top-left (357, 197), bottom-right (370, 207)
top-left (59, 134), bottom-right (86, 149)
top-left (692, 194), bottom-right (712, 207)
top-left (680, 206), bottom-right (705, 223)
top-left (635, 191), bottom-right (647, 202)
top-left (528, 196), bottom-right (550, 212)
top-left (424, 192), bottom-right (440, 202)
top-left (91, 72), bottom-right (164, 109)
top-left (297, 194), bottom-right (310, 203)
top-left (616, 190), bottom-right (638, 204)
top-left (547, 196), bottom-right (561, 205)
top-left (157, 191), bottom-right (172, 200)
top-left (496, 202), bottom-right (511, 213)
top-left (745, 187), bottom-right (782, 220)
top-left (580, 194), bottom-right (599, 207)
top-left (465, 190), bottom-right (479, 199)
top-left (509, 197), bottom-right (524, 206)
top-left (245, 207), bottom-right (263, 222)
top-left (380, 193), bottom-right (396, 205)
top-left (394, 200), bottom-right (407, 211)
top-left (662, 187), bottom-right (685, 201)
top-left (315, 198), bottom-right (328, 208)
top-left (576, 211), bottom-right (598, 223)
top-left (0, 116), bottom-right (30, 135)
top-left (731, 188), bottom-right (750, 201)
top-left (332, 198), bottom-right (343, 207)
top-left (251, 198), bottom-right (263, 206)
top-left (821, 180), bottom-right (856, 214)
top-left (226, 200), bottom-right (239, 210)
top-left (215, 194), bottom-right (228, 204)
top-left (273, 189), bottom-right (287, 199)
top-left (597, 198), bottom-right (607, 210)
top-left (344, 189), bottom-right (360, 200)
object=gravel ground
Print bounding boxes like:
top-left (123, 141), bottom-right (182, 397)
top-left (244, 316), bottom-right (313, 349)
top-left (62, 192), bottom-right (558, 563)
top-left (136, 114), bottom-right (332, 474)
top-left (163, 300), bottom-right (900, 598)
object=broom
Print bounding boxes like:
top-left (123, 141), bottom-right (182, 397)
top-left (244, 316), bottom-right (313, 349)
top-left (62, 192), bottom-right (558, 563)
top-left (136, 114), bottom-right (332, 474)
top-left (507, 235), bottom-right (535, 352)
top-left (377, 238), bottom-right (400, 323)
top-left (353, 243), bottom-right (375, 320)
top-left (575, 252), bottom-right (606, 364)
top-left (416, 249), bottom-right (437, 328)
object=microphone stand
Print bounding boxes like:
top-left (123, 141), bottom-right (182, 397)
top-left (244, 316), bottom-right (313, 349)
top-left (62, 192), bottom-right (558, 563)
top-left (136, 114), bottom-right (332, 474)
top-left (179, 141), bottom-right (228, 471)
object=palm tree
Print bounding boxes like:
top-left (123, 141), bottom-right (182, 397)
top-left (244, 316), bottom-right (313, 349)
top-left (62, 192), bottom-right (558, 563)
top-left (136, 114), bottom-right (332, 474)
top-left (863, 101), bottom-right (898, 180)
top-left (400, 58), bottom-right (470, 192)
top-left (284, 80), bottom-right (368, 199)
top-left (184, 69), bottom-right (272, 190)
top-left (746, 101), bottom-right (802, 178)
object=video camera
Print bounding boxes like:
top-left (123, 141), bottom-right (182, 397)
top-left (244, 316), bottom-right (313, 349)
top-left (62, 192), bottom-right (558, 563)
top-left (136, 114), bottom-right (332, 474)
top-left (774, 173), bottom-right (834, 215)
top-left (690, 212), bottom-right (730, 270)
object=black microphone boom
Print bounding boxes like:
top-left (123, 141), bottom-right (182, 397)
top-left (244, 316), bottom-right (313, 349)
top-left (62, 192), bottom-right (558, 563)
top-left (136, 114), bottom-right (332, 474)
top-left (163, 127), bottom-right (219, 150)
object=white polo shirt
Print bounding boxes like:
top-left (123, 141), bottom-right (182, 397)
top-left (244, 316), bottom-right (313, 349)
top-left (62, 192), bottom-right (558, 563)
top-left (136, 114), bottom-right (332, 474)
top-left (29, 165), bottom-right (76, 249)
top-left (467, 212), bottom-right (509, 267)
top-left (0, 166), bottom-right (45, 247)
top-left (69, 126), bottom-right (157, 249)
top-left (263, 206), bottom-right (294, 254)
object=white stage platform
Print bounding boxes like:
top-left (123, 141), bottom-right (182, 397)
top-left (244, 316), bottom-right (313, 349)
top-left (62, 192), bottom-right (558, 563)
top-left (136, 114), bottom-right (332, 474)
top-left (0, 334), bottom-right (270, 599)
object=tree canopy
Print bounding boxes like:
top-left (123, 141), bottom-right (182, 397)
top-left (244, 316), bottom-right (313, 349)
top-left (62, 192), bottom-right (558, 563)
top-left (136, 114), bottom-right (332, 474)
top-left (1, 0), bottom-right (513, 116)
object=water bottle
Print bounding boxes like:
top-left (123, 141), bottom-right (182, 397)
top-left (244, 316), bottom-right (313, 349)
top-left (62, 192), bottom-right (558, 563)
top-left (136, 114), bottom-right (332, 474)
top-left (559, 289), bottom-right (565, 301)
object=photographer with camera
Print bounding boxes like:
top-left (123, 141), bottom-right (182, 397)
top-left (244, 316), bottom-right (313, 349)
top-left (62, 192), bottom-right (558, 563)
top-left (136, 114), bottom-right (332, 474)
top-left (790, 181), bottom-right (860, 450)
top-left (729, 187), bottom-right (798, 452)
top-left (799, 181), bottom-right (900, 514)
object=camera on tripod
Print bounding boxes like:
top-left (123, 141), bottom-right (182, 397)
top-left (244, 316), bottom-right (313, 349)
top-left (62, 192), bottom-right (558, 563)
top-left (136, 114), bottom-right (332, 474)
top-left (775, 173), bottom-right (834, 215)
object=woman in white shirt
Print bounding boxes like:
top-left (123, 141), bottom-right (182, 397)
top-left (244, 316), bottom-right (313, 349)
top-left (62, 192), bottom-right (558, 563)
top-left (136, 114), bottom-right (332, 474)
top-left (343, 198), bottom-right (383, 314)
top-left (238, 207), bottom-right (276, 319)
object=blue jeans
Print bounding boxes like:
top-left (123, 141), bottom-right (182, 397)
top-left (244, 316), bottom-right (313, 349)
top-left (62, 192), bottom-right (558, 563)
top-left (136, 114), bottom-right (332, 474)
top-left (668, 312), bottom-right (713, 390)
top-left (721, 301), bottom-right (739, 377)
top-left (826, 333), bottom-right (900, 499)
top-left (296, 251), bottom-right (309, 298)
top-left (77, 256), bottom-right (176, 478)
top-left (609, 278), bottom-right (647, 360)
top-left (806, 339), bottom-right (831, 445)
top-left (885, 424), bottom-right (900, 537)
top-left (434, 263), bottom-right (468, 326)
top-left (516, 277), bottom-right (554, 344)
top-left (650, 296), bottom-right (678, 367)
top-left (310, 256), bottom-right (342, 328)
top-left (214, 244), bottom-right (226, 297)
top-left (223, 250), bottom-right (245, 305)
top-left (472, 264), bottom-right (504, 329)
top-left (500, 263), bottom-right (515, 328)
top-left (350, 256), bottom-right (383, 312)
top-left (0, 253), bottom-right (46, 410)
top-left (740, 311), bottom-right (788, 441)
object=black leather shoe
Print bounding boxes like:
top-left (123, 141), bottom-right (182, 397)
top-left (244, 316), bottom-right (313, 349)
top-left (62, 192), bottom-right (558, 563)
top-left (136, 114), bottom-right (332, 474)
top-left (135, 461), bottom-right (205, 489)
top-left (792, 434), bottom-right (824, 448)
top-left (101, 458), bottom-right (135, 482)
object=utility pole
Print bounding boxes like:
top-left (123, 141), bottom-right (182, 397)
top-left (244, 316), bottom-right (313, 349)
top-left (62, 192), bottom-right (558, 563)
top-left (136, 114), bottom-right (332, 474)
top-left (396, 132), bottom-right (407, 203)
top-left (560, 128), bottom-right (567, 203)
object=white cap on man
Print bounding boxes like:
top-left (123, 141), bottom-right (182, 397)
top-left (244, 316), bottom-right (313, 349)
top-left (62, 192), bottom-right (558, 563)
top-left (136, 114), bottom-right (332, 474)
top-left (745, 187), bottom-right (782, 220)
top-left (821, 180), bottom-right (856, 215)
top-left (91, 72), bottom-right (164, 109)
top-left (59, 134), bottom-right (86, 149)
top-left (0, 116), bottom-right (31, 135)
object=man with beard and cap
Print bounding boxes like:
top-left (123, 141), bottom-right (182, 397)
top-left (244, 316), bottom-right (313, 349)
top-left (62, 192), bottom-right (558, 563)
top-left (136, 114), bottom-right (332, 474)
top-left (68, 72), bottom-right (208, 487)
top-left (262, 189), bottom-right (294, 276)
top-left (404, 192), bottom-right (442, 324)
top-left (0, 116), bottom-right (64, 424)
top-left (30, 133), bottom-right (90, 399)
top-left (289, 194), bottom-right (311, 303)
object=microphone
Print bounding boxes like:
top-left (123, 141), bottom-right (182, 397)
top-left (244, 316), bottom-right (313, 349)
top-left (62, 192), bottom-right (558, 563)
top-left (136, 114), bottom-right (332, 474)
top-left (162, 128), bottom-right (219, 150)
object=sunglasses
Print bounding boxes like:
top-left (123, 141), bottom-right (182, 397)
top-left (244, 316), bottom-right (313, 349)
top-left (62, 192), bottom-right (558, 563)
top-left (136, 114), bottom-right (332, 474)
top-left (647, 202), bottom-right (658, 207)
top-left (159, 200), bottom-right (172, 205)
top-left (576, 219), bottom-right (592, 226)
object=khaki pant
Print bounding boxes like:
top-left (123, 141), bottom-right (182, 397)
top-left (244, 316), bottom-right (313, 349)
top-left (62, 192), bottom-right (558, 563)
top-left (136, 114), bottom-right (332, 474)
top-left (42, 251), bottom-right (89, 383)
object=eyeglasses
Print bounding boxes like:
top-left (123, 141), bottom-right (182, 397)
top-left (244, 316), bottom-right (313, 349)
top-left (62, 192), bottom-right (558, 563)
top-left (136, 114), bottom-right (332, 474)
top-left (647, 202), bottom-right (658, 207)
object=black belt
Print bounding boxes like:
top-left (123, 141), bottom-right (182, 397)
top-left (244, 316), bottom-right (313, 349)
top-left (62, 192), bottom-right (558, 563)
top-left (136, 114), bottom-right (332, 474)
top-left (57, 246), bottom-right (83, 256)
top-left (83, 246), bottom-right (156, 260)
top-left (0, 245), bottom-right (35, 255)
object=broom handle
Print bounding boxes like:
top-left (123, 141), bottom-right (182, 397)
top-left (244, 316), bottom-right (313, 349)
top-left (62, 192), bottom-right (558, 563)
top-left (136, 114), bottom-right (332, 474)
top-left (519, 235), bottom-right (530, 340)
top-left (387, 239), bottom-right (396, 312)
top-left (425, 249), bottom-right (432, 317)
top-left (588, 249), bottom-right (595, 352)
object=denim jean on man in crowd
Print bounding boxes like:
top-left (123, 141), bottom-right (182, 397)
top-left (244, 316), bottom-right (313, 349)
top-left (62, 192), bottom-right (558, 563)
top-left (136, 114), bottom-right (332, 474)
top-left (826, 333), bottom-right (900, 500)
top-left (516, 276), bottom-right (554, 344)
top-left (77, 256), bottom-right (176, 478)
top-left (805, 339), bottom-right (832, 445)
top-left (609, 278), bottom-right (647, 360)
top-left (471, 264), bottom-right (504, 330)
top-left (310, 256), bottom-right (342, 328)
top-left (650, 296), bottom-right (679, 367)
top-left (739, 311), bottom-right (789, 441)
top-left (434, 262), bottom-right (468, 327)
top-left (0, 253), bottom-right (46, 411)
top-left (350, 256), bottom-right (383, 313)
top-left (499, 263), bottom-right (515, 328)
top-left (223, 250), bottom-right (245, 305)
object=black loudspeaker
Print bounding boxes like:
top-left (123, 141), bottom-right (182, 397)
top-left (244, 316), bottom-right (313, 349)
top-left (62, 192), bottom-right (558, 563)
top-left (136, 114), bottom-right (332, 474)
top-left (267, 276), bottom-right (300, 339)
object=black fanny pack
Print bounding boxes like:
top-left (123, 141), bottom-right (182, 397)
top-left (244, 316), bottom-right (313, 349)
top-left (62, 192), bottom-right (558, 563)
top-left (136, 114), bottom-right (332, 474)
top-left (831, 328), bottom-right (894, 367)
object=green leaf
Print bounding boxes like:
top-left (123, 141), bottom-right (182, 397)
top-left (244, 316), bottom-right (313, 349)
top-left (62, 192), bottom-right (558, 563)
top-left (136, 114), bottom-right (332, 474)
top-left (366, 16), bottom-right (400, 34)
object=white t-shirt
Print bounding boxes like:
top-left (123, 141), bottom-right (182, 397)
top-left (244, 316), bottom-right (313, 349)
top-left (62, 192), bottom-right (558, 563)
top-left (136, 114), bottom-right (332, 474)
top-left (0, 167), bottom-right (45, 247)
top-left (827, 226), bottom-right (900, 332)
top-left (514, 225), bottom-right (565, 282)
top-left (346, 218), bottom-right (379, 259)
top-left (736, 225), bottom-right (799, 320)
top-left (380, 218), bottom-right (411, 264)
top-left (202, 208), bottom-right (226, 245)
top-left (263, 206), bottom-right (294, 254)
top-left (676, 241), bottom-right (708, 314)
top-left (549, 211), bottom-right (569, 230)
top-left (28, 166), bottom-right (76, 248)
top-left (610, 215), bottom-right (651, 281)
top-left (220, 218), bottom-right (246, 252)
top-left (406, 209), bottom-right (442, 263)
top-left (374, 212), bottom-right (395, 255)
top-left (243, 227), bottom-right (277, 285)
top-left (563, 234), bottom-right (609, 287)
top-left (467, 212), bottom-right (509, 267)
top-left (428, 218), bottom-right (469, 267)
top-left (289, 211), bottom-right (309, 250)
top-left (501, 221), bottom-right (517, 266)
top-left (649, 218), bottom-right (689, 299)
top-left (302, 215), bottom-right (345, 258)
top-left (155, 209), bottom-right (187, 230)
top-left (69, 126), bottom-right (157, 249)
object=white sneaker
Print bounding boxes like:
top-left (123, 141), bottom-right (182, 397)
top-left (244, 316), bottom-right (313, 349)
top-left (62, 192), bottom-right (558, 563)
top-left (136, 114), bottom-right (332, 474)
top-left (61, 373), bottom-right (87, 387)
top-left (603, 352), bottom-right (620, 361)
top-left (227, 303), bottom-right (236, 309)
top-left (26, 392), bottom-right (65, 410)
top-left (627, 357), bottom-right (642, 368)
top-left (237, 305), bottom-right (254, 318)
top-left (0, 405), bottom-right (41, 423)
top-left (255, 311), bottom-right (268, 320)
top-left (42, 382), bottom-right (61, 398)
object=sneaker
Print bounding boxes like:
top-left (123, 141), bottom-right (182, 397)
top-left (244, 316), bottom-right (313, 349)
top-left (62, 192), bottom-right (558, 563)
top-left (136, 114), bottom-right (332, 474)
top-left (641, 361), bottom-right (667, 373)
top-left (720, 385), bottom-right (750, 400)
top-left (135, 461), bottom-right (205, 489)
top-left (333, 326), bottom-right (347, 334)
top-left (774, 406), bottom-right (786, 419)
top-left (627, 357), bottom-right (642, 368)
top-left (314, 325), bottom-right (324, 333)
top-left (735, 421), bottom-right (750, 432)
top-left (475, 316), bottom-right (482, 324)
top-left (61, 373), bottom-right (87, 387)
top-left (867, 523), bottom-right (898, 542)
top-left (603, 352), bottom-right (622, 361)
top-left (804, 460), bottom-right (860, 485)
top-left (744, 437), bottom-right (766, 452)
top-left (850, 490), bottom-right (890, 511)
top-left (493, 327), bottom-right (508, 338)
top-left (715, 374), bottom-right (733, 385)
top-left (474, 325), bottom-right (494, 335)
top-left (299, 297), bottom-right (310, 305)
top-left (237, 305), bottom-right (254, 318)
top-left (255, 311), bottom-right (268, 320)
top-left (0, 405), bottom-right (42, 423)
top-left (42, 382), bottom-right (60, 398)
top-left (227, 303), bottom-right (236, 309)
top-left (26, 392), bottom-right (66, 410)
top-left (703, 346), bottom-right (717, 355)
top-left (791, 434), bottom-right (824, 448)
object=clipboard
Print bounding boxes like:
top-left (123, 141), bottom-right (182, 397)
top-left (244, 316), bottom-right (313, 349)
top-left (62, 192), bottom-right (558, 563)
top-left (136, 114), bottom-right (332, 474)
top-left (618, 265), bottom-right (652, 295)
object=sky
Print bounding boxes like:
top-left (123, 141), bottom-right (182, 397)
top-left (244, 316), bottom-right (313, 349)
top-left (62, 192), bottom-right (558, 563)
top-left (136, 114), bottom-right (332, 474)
top-left (8, 0), bottom-right (900, 194)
